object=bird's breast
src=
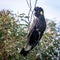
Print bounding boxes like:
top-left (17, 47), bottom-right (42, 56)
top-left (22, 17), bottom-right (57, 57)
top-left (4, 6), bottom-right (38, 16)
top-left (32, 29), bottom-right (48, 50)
top-left (35, 17), bottom-right (46, 32)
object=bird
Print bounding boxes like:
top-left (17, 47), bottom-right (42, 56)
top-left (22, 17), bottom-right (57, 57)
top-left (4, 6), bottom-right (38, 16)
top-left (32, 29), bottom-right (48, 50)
top-left (20, 7), bottom-right (46, 57)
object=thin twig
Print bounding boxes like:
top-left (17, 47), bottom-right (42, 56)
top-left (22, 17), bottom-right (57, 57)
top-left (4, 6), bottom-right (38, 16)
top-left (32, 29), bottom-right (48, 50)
top-left (26, 0), bottom-right (30, 8)
top-left (30, 0), bottom-right (38, 23)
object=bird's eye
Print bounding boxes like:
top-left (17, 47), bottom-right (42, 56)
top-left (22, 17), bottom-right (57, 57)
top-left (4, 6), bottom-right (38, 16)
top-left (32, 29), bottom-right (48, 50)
top-left (40, 11), bottom-right (43, 15)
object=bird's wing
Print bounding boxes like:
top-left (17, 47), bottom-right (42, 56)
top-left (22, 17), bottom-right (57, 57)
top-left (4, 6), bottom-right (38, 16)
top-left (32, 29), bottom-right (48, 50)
top-left (25, 18), bottom-right (43, 51)
top-left (25, 28), bottom-right (43, 51)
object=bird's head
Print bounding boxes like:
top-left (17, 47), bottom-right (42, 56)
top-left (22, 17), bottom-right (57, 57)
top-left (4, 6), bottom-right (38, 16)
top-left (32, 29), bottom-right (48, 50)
top-left (34, 7), bottom-right (44, 17)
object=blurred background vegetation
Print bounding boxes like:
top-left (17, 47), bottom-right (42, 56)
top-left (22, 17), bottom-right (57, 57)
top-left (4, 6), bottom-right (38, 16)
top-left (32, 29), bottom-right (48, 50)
top-left (0, 10), bottom-right (60, 60)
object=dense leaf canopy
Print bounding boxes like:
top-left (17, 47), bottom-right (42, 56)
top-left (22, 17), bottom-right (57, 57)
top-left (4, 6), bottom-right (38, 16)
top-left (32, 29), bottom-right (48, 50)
top-left (0, 10), bottom-right (60, 60)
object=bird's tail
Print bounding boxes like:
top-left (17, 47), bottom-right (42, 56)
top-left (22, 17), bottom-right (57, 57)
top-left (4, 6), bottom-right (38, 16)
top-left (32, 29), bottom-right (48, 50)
top-left (20, 48), bottom-right (29, 57)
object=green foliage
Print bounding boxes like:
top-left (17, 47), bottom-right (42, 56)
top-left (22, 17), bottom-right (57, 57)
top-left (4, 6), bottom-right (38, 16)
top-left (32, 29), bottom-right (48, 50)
top-left (0, 10), bottom-right (60, 60)
top-left (0, 10), bottom-right (28, 60)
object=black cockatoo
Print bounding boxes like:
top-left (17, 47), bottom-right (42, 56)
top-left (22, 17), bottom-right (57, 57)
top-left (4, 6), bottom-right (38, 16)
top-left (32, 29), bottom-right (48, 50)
top-left (20, 7), bottom-right (46, 57)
